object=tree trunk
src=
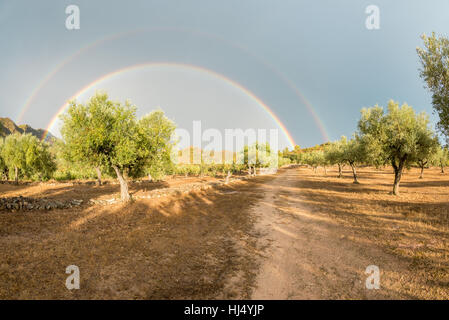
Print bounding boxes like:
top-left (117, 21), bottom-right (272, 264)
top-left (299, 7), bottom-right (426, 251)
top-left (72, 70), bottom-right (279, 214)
top-left (393, 169), bottom-right (402, 195)
top-left (14, 166), bottom-right (18, 184)
top-left (419, 165), bottom-right (424, 179)
top-left (112, 165), bottom-right (130, 202)
top-left (350, 162), bottom-right (359, 184)
top-left (337, 163), bottom-right (342, 178)
top-left (95, 166), bottom-right (102, 186)
top-left (441, 163), bottom-right (445, 174)
top-left (392, 158), bottom-right (405, 196)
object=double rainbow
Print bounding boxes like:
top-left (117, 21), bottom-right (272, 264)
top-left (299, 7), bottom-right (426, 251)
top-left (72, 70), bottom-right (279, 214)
top-left (43, 62), bottom-right (296, 149)
top-left (17, 28), bottom-right (330, 148)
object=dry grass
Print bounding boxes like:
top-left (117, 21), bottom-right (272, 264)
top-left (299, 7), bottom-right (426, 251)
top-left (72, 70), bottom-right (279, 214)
top-left (0, 175), bottom-right (273, 299)
top-left (1, 167), bottom-right (448, 299)
top-left (295, 166), bottom-right (449, 299)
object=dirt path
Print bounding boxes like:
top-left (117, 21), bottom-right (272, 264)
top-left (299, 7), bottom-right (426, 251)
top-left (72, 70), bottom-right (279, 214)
top-left (251, 168), bottom-right (410, 299)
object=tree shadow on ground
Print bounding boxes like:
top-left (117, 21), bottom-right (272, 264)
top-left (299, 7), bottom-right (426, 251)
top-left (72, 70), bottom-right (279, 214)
top-left (0, 179), bottom-right (175, 203)
top-left (0, 175), bottom-right (273, 299)
top-left (291, 172), bottom-right (449, 299)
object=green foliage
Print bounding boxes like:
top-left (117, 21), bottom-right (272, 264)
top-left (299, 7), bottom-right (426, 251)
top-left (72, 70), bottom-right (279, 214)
top-left (358, 100), bottom-right (438, 194)
top-left (52, 143), bottom-right (99, 180)
top-left (301, 149), bottom-right (325, 169)
top-left (60, 92), bottom-right (136, 174)
top-left (277, 155), bottom-right (291, 167)
top-left (1, 133), bottom-right (24, 180)
top-left (359, 101), bottom-right (438, 168)
top-left (174, 164), bottom-right (201, 176)
top-left (325, 137), bottom-right (346, 166)
top-left (279, 146), bottom-right (299, 164)
top-left (174, 163), bottom-right (247, 177)
top-left (357, 106), bottom-right (386, 167)
top-left (0, 139), bottom-right (7, 178)
top-left (237, 142), bottom-right (277, 168)
top-left (417, 32), bottom-right (449, 142)
top-left (0, 133), bottom-right (56, 181)
top-left (340, 136), bottom-right (366, 167)
top-left (415, 135), bottom-right (440, 170)
top-left (433, 146), bottom-right (449, 169)
top-left (139, 110), bottom-right (177, 180)
top-left (26, 138), bottom-right (56, 180)
top-left (326, 136), bottom-right (364, 183)
top-left (60, 92), bottom-right (176, 200)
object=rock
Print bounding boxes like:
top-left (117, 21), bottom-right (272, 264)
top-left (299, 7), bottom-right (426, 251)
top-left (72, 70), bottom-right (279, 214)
top-left (0, 174), bottom-right (253, 211)
top-left (71, 199), bottom-right (83, 206)
top-left (0, 196), bottom-right (89, 212)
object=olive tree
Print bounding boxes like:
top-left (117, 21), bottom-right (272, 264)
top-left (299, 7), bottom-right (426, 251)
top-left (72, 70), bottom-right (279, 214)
top-left (320, 148), bottom-right (330, 175)
top-left (60, 92), bottom-right (176, 201)
top-left (0, 139), bottom-right (7, 180)
top-left (340, 137), bottom-right (365, 184)
top-left (0, 133), bottom-right (55, 183)
top-left (1, 133), bottom-right (24, 183)
top-left (59, 94), bottom-right (114, 186)
top-left (24, 136), bottom-right (56, 180)
top-left (238, 142), bottom-right (275, 175)
top-left (358, 100), bottom-right (437, 195)
top-left (417, 33), bottom-right (449, 143)
top-left (302, 150), bottom-right (325, 173)
top-left (433, 146), bottom-right (449, 174)
top-left (139, 110), bottom-right (176, 181)
top-left (415, 136), bottom-right (439, 179)
top-left (325, 137), bottom-right (346, 178)
top-left (293, 145), bottom-right (301, 164)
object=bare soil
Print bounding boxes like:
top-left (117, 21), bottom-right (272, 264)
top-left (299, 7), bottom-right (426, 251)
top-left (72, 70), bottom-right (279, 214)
top-left (252, 167), bottom-right (448, 299)
top-left (0, 167), bottom-right (448, 299)
top-left (0, 175), bottom-right (272, 299)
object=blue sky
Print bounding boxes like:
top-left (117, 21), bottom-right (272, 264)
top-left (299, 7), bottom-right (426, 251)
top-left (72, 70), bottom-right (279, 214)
top-left (1, 0), bottom-right (448, 148)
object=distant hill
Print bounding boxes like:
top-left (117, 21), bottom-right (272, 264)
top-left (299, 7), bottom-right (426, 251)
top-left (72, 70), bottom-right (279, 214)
top-left (0, 117), bottom-right (56, 143)
top-left (300, 142), bottom-right (331, 153)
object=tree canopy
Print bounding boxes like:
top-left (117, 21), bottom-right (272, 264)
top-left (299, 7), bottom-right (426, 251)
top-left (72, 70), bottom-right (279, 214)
top-left (0, 133), bottom-right (55, 183)
top-left (325, 138), bottom-right (346, 178)
top-left (237, 142), bottom-right (276, 169)
top-left (0, 139), bottom-right (7, 178)
top-left (433, 146), bottom-right (449, 173)
top-left (358, 100), bottom-right (438, 194)
top-left (60, 92), bottom-right (176, 201)
top-left (417, 32), bottom-right (449, 143)
top-left (301, 149), bottom-right (325, 173)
